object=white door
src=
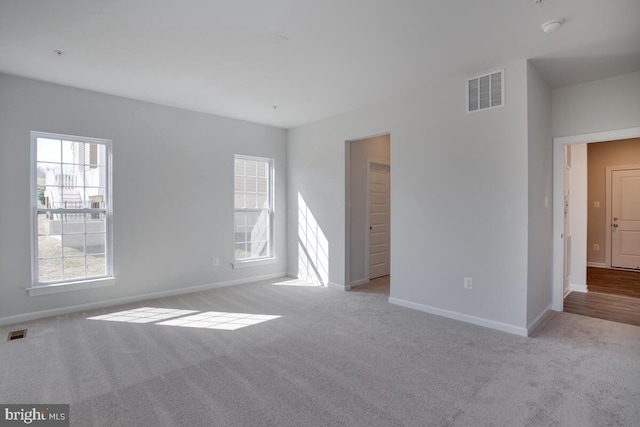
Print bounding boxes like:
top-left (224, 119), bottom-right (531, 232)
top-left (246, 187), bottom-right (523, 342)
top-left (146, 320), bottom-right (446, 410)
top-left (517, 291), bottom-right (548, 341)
top-left (611, 168), bottom-right (640, 269)
top-left (369, 163), bottom-right (390, 279)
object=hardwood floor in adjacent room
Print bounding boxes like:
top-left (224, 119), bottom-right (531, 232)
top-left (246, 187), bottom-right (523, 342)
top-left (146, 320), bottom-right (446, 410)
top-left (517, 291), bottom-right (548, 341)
top-left (587, 267), bottom-right (640, 298)
top-left (351, 275), bottom-right (390, 295)
top-left (564, 291), bottom-right (640, 327)
top-left (563, 268), bottom-right (640, 327)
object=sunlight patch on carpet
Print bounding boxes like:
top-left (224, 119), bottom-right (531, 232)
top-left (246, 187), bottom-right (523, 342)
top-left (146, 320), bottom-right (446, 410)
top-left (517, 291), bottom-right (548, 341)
top-left (87, 307), bottom-right (281, 330)
top-left (87, 307), bottom-right (198, 323)
top-left (157, 312), bottom-right (281, 330)
top-left (271, 278), bottom-right (322, 287)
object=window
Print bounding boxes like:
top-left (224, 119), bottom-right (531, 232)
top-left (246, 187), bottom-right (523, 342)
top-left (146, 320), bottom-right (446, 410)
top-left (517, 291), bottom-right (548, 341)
top-left (31, 131), bottom-right (112, 287)
top-left (234, 155), bottom-right (274, 262)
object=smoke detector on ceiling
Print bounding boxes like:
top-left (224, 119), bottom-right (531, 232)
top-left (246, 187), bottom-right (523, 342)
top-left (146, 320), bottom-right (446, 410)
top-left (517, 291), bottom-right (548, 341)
top-left (541, 20), bottom-right (563, 33)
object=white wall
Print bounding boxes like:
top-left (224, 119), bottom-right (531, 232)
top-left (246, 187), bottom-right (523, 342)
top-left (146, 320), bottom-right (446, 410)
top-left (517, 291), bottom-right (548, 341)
top-left (569, 144), bottom-right (587, 290)
top-left (0, 74), bottom-right (287, 324)
top-left (552, 71), bottom-right (640, 138)
top-left (288, 61), bottom-right (531, 334)
top-left (348, 135), bottom-right (390, 286)
top-left (526, 62), bottom-right (553, 327)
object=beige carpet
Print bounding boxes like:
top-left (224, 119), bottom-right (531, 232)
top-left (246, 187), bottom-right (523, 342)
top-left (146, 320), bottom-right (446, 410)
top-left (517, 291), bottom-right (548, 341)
top-left (1, 277), bottom-right (639, 426)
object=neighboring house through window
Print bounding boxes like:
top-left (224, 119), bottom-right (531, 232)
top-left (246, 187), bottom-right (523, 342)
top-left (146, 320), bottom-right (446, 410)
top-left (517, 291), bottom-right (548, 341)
top-left (234, 155), bottom-right (274, 262)
top-left (32, 131), bottom-right (112, 288)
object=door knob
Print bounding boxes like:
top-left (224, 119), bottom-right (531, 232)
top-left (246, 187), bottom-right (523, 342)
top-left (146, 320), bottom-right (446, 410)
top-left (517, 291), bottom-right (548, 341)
top-left (612, 224), bottom-right (619, 228)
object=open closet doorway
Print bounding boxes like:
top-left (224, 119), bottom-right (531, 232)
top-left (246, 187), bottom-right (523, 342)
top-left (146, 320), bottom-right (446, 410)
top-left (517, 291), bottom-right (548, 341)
top-left (345, 134), bottom-right (391, 295)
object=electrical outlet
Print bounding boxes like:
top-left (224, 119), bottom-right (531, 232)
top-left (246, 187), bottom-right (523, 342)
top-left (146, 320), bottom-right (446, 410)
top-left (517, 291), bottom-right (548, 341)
top-left (213, 257), bottom-right (219, 266)
top-left (594, 201), bottom-right (600, 208)
top-left (593, 244), bottom-right (599, 252)
top-left (464, 277), bottom-right (473, 290)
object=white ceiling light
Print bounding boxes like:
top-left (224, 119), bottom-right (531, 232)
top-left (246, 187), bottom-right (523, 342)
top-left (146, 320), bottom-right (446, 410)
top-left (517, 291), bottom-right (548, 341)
top-left (541, 20), bottom-right (563, 33)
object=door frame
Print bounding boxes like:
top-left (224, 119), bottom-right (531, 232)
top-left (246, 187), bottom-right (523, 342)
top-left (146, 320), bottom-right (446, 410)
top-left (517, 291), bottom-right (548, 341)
top-left (366, 158), bottom-right (390, 280)
top-left (606, 164), bottom-right (640, 269)
top-left (552, 126), bottom-right (640, 311)
top-left (563, 147), bottom-right (571, 296)
top-left (345, 133), bottom-right (390, 290)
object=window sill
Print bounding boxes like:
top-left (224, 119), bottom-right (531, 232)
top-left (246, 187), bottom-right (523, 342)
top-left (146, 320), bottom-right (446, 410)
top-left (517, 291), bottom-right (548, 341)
top-left (232, 257), bottom-right (277, 270)
top-left (26, 277), bottom-right (115, 296)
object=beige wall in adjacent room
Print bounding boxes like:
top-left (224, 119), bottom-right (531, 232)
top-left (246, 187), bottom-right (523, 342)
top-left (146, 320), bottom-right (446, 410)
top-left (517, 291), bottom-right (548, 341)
top-left (587, 138), bottom-right (640, 265)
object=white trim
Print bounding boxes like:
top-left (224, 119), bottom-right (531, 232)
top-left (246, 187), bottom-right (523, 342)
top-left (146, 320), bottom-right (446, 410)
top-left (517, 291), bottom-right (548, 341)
top-left (327, 282), bottom-right (346, 291)
top-left (232, 257), bottom-right (277, 269)
top-left (554, 127), bottom-right (640, 146)
top-left (605, 164), bottom-right (640, 269)
top-left (563, 287), bottom-right (571, 298)
top-left (26, 277), bottom-right (115, 296)
top-left (552, 126), bottom-right (640, 312)
top-left (587, 262), bottom-right (607, 268)
top-left (388, 297), bottom-right (528, 337)
top-left (350, 278), bottom-right (369, 287)
top-left (527, 306), bottom-right (552, 336)
top-left (570, 283), bottom-right (588, 293)
top-left (553, 142), bottom-right (568, 311)
top-left (1, 272), bottom-right (287, 327)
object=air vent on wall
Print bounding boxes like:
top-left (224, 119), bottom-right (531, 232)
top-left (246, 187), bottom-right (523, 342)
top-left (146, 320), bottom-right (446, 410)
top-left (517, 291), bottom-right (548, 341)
top-left (467, 69), bottom-right (504, 112)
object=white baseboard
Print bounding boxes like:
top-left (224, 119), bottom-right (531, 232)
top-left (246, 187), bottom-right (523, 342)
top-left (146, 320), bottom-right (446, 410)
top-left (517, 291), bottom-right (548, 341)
top-left (0, 272), bottom-right (288, 327)
top-left (587, 262), bottom-right (607, 268)
top-left (563, 287), bottom-right (571, 298)
top-left (527, 306), bottom-right (553, 336)
top-left (388, 297), bottom-right (528, 337)
top-left (570, 283), bottom-right (588, 293)
top-left (327, 282), bottom-right (346, 291)
top-left (350, 278), bottom-right (368, 287)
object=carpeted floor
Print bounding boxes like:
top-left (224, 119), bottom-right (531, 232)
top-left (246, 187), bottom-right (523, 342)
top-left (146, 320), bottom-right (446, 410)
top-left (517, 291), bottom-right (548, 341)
top-left (1, 277), bottom-right (639, 426)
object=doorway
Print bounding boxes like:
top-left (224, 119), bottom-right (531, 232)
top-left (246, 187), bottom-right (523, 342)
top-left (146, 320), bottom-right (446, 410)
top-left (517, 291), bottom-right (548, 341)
top-left (345, 134), bottom-right (391, 295)
top-left (553, 128), bottom-right (640, 326)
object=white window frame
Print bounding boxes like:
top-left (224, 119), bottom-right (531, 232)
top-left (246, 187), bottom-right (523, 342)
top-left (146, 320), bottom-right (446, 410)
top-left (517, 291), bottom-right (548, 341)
top-left (233, 155), bottom-right (275, 268)
top-left (28, 131), bottom-right (114, 295)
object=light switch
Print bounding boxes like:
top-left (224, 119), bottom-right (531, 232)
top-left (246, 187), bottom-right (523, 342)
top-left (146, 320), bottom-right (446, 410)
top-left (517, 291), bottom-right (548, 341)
top-left (594, 201), bottom-right (600, 208)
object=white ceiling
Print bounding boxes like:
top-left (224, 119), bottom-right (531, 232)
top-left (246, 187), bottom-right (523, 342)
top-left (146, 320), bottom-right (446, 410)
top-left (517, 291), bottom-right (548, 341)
top-left (1, 0), bottom-right (639, 129)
